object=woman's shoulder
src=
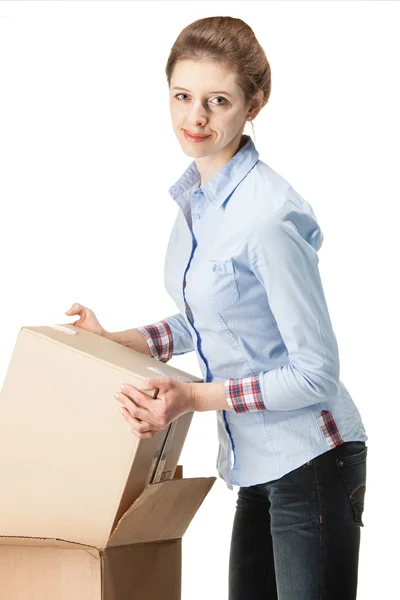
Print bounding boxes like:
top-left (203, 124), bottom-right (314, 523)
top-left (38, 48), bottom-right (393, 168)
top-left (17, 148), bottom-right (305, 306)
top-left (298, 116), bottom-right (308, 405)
top-left (243, 160), bottom-right (324, 250)
top-left (244, 159), bottom-right (305, 218)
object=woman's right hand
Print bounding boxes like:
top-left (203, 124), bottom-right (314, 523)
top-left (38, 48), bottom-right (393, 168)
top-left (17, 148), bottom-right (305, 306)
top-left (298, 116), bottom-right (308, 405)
top-left (65, 302), bottom-right (108, 337)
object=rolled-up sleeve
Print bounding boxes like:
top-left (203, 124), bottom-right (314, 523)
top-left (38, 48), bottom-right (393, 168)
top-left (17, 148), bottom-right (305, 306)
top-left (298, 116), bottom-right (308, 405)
top-left (137, 311), bottom-right (195, 363)
top-left (225, 189), bottom-right (340, 413)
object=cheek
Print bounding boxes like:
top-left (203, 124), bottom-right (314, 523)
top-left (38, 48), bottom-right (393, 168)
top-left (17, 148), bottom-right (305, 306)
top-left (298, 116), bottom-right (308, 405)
top-left (169, 102), bottom-right (179, 115)
top-left (230, 108), bottom-right (246, 122)
top-left (171, 106), bottom-right (187, 124)
top-left (218, 109), bottom-right (243, 126)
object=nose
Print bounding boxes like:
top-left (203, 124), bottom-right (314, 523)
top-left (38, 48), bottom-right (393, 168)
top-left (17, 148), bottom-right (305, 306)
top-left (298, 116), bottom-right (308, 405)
top-left (188, 100), bottom-right (209, 126)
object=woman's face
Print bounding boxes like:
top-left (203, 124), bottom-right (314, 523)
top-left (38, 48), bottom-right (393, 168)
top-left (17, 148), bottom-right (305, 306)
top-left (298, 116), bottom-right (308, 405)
top-left (169, 59), bottom-right (252, 159)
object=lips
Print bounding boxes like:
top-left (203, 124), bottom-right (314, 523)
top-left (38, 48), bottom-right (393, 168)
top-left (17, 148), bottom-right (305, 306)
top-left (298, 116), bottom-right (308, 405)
top-left (184, 130), bottom-right (210, 139)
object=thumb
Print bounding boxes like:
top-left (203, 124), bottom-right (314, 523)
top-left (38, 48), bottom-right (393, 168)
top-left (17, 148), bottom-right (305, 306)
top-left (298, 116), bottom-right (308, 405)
top-left (65, 303), bottom-right (80, 315)
top-left (139, 377), bottom-right (169, 391)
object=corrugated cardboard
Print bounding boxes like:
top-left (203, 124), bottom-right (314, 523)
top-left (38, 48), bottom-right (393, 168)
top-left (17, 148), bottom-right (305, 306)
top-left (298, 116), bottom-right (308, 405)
top-left (0, 324), bottom-right (216, 599)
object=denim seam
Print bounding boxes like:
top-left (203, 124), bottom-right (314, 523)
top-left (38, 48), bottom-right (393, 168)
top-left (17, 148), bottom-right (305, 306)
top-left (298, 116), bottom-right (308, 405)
top-left (311, 462), bottom-right (323, 600)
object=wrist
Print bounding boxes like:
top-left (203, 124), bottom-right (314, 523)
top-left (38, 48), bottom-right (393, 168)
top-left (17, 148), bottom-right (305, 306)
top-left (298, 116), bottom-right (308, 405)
top-left (101, 329), bottom-right (112, 340)
top-left (189, 381), bottom-right (231, 412)
top-left (102, 329), bottom-right (152, 356)
top-left (188, 383), bottom-right (201, 412)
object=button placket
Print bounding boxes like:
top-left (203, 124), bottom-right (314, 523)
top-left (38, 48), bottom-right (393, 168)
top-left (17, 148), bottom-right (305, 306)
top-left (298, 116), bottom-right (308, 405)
top-left (182, 268), bottom-right (194, 323)
top-left (191, 189), bottom-right (204, 224)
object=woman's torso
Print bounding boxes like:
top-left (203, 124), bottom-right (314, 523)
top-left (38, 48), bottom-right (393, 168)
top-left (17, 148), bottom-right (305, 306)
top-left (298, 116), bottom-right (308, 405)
top-left (164, 135), bottom-right (368, 488)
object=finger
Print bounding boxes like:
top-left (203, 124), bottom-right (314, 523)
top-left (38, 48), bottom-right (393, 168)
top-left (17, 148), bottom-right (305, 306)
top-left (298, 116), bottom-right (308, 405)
top-left (65, 302), bottom-right (82, 315)
top-left (135, 430), bottom-right (156, 439)
top-left (138, 376), bottom-right (172, 392)
top-left (120, 407), bottom-right (158, 438)
top-left (119, 406), bottom-right (153, 431)
top-left (117, 393), bottom-right (150, 421)
top-left (121, 384), bottom-right (161, 411)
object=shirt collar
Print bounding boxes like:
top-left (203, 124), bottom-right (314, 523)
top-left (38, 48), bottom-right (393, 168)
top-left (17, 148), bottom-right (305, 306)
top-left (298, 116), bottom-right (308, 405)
top-left (168, 134), bottom-right (259, 213)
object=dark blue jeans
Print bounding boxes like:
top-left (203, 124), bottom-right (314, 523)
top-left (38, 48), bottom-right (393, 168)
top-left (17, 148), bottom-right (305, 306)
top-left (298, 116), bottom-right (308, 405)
top-left (228, 441), bottom-right (367, 600)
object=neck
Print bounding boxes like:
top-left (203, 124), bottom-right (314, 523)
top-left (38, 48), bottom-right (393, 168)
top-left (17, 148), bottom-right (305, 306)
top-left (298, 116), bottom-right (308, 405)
top-left (196, 133), bottom-right (248, 189)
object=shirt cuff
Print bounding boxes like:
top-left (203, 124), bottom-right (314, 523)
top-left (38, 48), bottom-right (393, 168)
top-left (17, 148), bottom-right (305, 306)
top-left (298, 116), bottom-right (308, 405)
top-left (136, 321), bottom-right (173, 363)
top-left (224, 375), bottom-right (265, 413)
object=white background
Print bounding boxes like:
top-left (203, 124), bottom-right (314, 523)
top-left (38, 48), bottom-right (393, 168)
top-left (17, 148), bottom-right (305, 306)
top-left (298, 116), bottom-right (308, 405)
top-left (0, 1), bottom-right (399, 598)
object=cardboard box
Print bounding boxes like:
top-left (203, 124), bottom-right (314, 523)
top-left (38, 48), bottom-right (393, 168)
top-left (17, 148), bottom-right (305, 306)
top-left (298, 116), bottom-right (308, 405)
top-left (0, 324), bottom-right (216, 599)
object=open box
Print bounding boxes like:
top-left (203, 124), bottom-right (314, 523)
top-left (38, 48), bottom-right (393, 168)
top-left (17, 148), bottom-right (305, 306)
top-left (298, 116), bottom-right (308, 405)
top-left (0, 324), bottom-right (216, 599)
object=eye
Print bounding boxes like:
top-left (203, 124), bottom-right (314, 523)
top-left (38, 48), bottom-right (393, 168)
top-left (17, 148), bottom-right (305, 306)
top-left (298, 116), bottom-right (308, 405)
top-left (213, 97), bottom-right (227, 106)
top-left (174, 93), bottom-right (228, 106)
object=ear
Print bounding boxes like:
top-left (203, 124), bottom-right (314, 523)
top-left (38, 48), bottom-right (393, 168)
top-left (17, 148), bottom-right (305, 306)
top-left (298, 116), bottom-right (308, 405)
top-left (247, 89), bottom-right (264, 121)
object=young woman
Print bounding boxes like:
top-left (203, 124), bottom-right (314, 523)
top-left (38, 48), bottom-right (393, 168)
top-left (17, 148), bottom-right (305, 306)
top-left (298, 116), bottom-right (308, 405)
top-left (66, 16), bottom-right (368, 600)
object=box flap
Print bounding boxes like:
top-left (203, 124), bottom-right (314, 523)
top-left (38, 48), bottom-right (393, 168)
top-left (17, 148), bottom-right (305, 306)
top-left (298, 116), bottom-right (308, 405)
top-left (0, 536), bottom-right (98, 555)
top-left (23, 324), bottom-right (203, 383)
top-left (107, 477), bottom-right (216, 547)
top-left (150, 412), bottom-right (193, 484)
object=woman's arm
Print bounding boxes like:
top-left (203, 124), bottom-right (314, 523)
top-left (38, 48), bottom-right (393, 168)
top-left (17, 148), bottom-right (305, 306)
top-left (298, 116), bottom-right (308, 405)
top-left (104, 328), bottom-right (152, 356)
top-left (221, 187), bottom-right (340, 414)
top-left (105, 311), bottom-right (195, 362)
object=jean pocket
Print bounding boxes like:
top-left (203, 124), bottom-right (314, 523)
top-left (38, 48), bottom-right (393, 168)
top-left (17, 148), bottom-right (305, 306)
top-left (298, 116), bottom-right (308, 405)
top-left (209, 259), bottom-right (240, 312)
top-left (336, 446), bottom-right (367, 526)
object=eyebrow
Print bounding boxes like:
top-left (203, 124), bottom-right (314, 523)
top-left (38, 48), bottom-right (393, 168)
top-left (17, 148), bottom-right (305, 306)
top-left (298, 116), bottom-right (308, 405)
top-left (172, 86), bottom-right (232, 97)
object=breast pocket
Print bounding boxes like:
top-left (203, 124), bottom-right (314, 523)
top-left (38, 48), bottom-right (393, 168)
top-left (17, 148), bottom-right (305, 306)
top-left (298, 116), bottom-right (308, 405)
top-left (209, 259), bottom-right (240, 312)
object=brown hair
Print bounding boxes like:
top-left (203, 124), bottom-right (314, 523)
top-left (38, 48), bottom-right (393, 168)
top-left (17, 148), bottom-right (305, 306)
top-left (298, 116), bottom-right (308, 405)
top-left (165, 16), bottom-right (271, 136)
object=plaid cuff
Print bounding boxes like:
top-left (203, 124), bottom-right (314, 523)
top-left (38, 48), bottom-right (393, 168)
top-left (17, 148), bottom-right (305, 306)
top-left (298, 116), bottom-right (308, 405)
top-left (137, 320), bottom-right (173, 363)
top-left (224, 375), bottom-right (265, 413)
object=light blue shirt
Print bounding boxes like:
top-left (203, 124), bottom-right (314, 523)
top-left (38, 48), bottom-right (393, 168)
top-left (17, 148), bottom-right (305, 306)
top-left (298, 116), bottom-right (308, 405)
top-left (161, 134), bottom-right (367, 489)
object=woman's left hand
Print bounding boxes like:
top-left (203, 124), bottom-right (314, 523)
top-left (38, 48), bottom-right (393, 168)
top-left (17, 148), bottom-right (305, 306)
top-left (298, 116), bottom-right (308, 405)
top-left (114, 376), bottom-right (195, 439)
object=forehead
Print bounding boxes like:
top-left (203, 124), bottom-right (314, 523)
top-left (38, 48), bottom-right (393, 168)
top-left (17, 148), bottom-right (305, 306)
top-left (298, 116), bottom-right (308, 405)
top-left (171, 59), bottom-right (238, 94)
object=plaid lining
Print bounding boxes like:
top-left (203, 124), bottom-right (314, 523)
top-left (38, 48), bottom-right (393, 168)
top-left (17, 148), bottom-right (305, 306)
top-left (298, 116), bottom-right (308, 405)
top-left (317, 410), bottom-right (345, 448)
top-left (136, 321), bottom-right (173, 363)
top-left (224, 376), bottom-right (265, 413)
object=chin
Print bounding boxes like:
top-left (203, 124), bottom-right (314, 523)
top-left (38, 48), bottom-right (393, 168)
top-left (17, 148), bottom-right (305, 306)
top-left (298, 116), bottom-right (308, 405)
top-left (178, 140), bottom-right (208, 156)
